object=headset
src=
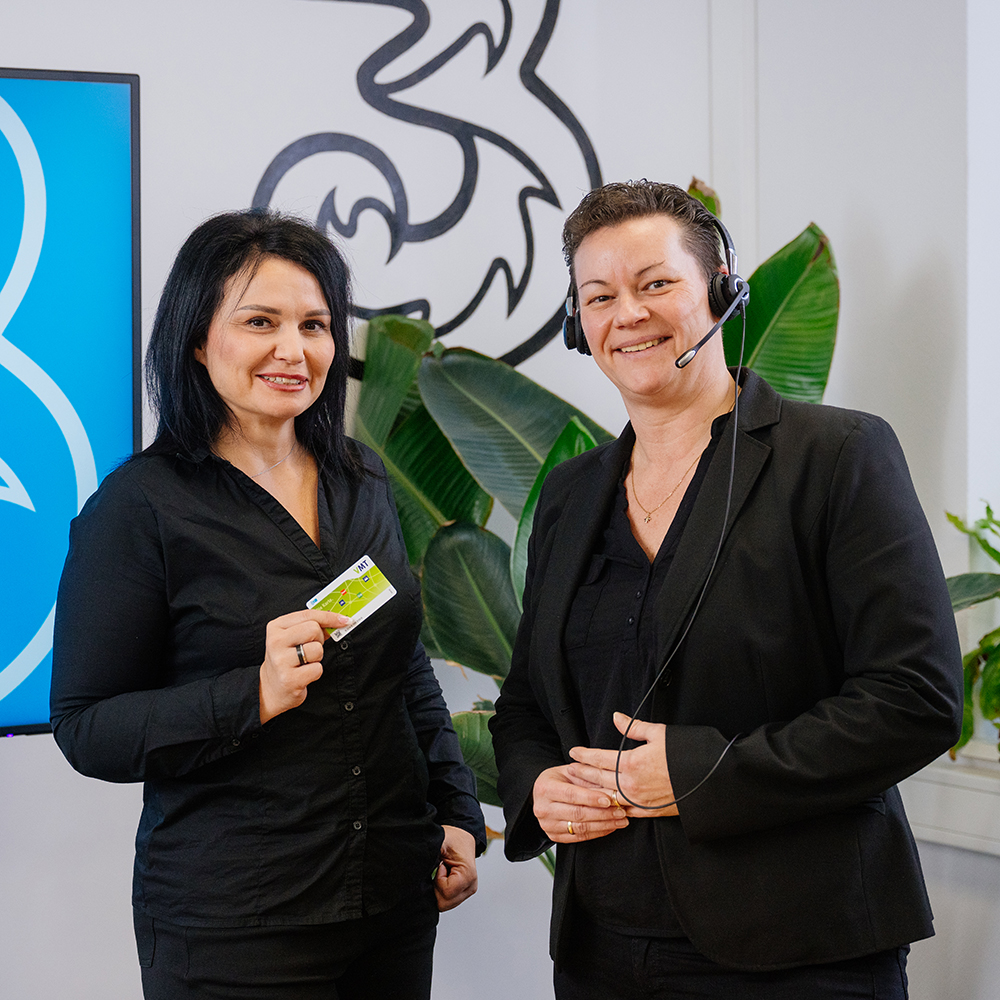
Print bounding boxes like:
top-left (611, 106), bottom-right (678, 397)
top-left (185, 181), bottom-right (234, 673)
top-left (562, 208), bottom-right (749, 362)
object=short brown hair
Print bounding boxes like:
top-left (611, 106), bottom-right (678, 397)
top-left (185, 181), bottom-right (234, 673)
top-left (562, 180), bottom-right (724, 286)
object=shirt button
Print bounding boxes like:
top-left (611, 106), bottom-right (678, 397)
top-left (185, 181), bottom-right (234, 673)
top-left (340, 640), bottom-right (350, 650)
top-left (231, 738), bottom-right (240, 747)
top-left (353, 820), bottom-right (363, 831)
top-left (352, 765), bottom-right (361, 776)
top-left (635, 590), bottom-right (642, 599)
top-left (344, 702), bottom-right (354, 712)
top-left (627, 616), bottom-right (634, 625)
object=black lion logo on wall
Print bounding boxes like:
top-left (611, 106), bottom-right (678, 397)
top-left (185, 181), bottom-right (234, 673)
top-left (252, 0), bottom-right (601, 365)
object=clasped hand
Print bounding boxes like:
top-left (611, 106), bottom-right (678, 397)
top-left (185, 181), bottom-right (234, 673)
top-left (258, 608), bottom-right (352, 724)
top-left (434, 825), bottom-right (478, 911)
top-left (532, 712), bottom-right (678, 843)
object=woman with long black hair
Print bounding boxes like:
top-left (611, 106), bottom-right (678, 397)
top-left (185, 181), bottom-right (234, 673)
top-left (51, 210), bottom-right (484, 999)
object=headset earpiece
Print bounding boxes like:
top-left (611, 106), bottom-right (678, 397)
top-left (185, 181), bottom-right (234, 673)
top-left (707, 270), bottom-right (745, 321)
top-left (676, 211), bottom-right (749, 368)
top-left (562, 285), bottom-right (591, 355)
top-left (706, 215), bottom-right (748, 322)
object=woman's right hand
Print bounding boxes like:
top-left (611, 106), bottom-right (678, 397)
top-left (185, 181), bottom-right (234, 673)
top-left (258, 609), bottom-right (352, 724)
top-left (532, 764), bottom-right (629, 843)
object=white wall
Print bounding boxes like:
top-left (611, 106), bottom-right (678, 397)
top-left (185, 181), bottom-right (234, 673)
top-left (1, 2), bottom-right (998, 997)
top-left (966, 0), bottom-right (1000, 512)
top-left (756, 0), bottom-right (968, 573)
top-left (909, 842), bottom-right (1000, 1000)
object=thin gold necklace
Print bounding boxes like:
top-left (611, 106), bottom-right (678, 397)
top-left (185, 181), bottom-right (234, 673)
top-left (630, 391), bottom-right (738, 523)
top-left (629, 449), bottom-right (701, 524)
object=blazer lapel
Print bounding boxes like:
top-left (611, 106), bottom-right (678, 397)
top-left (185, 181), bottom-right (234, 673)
top-left (532, 427), bottom-right (635, 750)
top-left (651, 371), bottom-right (781, 668)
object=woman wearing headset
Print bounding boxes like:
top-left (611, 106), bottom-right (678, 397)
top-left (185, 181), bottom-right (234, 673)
top-left (490, 181), bottom-right (961, 999)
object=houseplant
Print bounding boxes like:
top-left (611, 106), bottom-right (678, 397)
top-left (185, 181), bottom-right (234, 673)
top-left (946, 503), bottom-right (1000, 756)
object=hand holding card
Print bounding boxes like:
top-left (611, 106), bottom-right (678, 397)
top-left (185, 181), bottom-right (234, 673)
top-left (258, 557), bottom-right (394, 724)
top-left (258, 607), bottom-right (352, 724)
top-left (306, 555), bottom-right (396, 640)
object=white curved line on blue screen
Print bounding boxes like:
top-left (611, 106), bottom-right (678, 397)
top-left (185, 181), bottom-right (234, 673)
top-left (0, 455), bottom-right (35, 510)
top-left (0, 95), bottom-right (99, 702)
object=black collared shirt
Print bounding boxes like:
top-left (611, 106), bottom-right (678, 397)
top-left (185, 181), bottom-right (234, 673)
top-left (566, 415), bottom-right (726, 937)
top-left (51, 440), bottom-right (485, 927)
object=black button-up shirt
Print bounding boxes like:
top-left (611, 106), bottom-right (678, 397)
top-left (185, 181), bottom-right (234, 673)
top-left (51, 441), bottom-right (485, 927)
top-left (566, 416), bottom-right (725, 936)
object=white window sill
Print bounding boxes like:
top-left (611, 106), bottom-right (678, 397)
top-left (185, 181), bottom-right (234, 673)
top-left (899, 740), bottom-right (1000, 857)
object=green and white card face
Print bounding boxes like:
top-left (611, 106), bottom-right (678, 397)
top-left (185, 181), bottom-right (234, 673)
top-left (307, 555), bottom-right (396, 641)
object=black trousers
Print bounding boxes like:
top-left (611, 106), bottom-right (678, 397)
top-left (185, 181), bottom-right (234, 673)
top-left (554, 915), bottom-right (909, 1000)
top-left (135, 882), bottom-right (439, 1000)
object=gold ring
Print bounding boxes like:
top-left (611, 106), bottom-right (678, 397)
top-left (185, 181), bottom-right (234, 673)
top-left (566, 820), bottom-right (574, 836)
top-left (611, 789), bottom-right (620, 809)
top-left (295, 643), bottom-right (306, 666)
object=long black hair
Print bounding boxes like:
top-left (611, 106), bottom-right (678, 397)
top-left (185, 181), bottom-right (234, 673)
top-left (145, 209), bottom-right (365, 481)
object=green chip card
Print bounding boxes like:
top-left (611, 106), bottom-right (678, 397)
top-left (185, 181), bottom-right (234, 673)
top-left (306, 555), bottom-right (396, 640)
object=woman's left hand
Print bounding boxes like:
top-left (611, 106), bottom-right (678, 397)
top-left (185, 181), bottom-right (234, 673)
top-left (567, 712), bottom-right (679, 818)
top-left (434, 825), bottom-right (478, 911)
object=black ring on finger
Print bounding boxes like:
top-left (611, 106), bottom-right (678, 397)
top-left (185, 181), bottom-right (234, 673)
top-left (295, 643), bottom-right (306, 666)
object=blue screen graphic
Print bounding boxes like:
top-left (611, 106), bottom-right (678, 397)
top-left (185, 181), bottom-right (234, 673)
top-left (0, 73), bottom-right (137, 732)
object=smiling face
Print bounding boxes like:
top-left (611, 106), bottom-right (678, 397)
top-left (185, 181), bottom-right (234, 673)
top-left (194, 256), bottom-right (335, 438)
top-left (574, 214), bottom-right (722, 406)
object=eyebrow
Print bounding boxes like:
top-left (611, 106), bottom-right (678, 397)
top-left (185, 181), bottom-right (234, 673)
top-left (235, 304), bottom-right (331, 317)
top-left (578, 260), bottom-right (666, 289)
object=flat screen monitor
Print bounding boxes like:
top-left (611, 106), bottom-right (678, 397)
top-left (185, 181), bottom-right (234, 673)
top-left (0, 68), bottom-right (140, 736)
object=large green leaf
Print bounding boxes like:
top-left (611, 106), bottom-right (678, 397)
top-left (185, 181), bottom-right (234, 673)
top-left (353, 317), bottom-right (489, 568)
top-left (383, 405), bottom-right (492, 568)
top-left (422, 521), bottom-right (520, 679)
top-left (724, 223), bottom-right (839, 402)
top-left (418, 347), bottom-right (612, 520)
top-left (955, 648), bottom-right (979, 753)
top-left (980, 644), bottom-right (1000, 722)
top-left (511, 417), bottom-right (599, 608)
top-left (953, 627), bottom-right (1000, 754)
top-left (946, 573), bottom-right (1000, 612)
top-left (354, 315), bottom-right (434, 448)
top-left (452, 710), bottom-right (502, 807)
top-left (393, 378), bottom-right (426, 436)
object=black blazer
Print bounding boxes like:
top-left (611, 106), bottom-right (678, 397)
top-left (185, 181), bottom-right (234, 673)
top-left (490, 370), bottom-right (962, 971)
